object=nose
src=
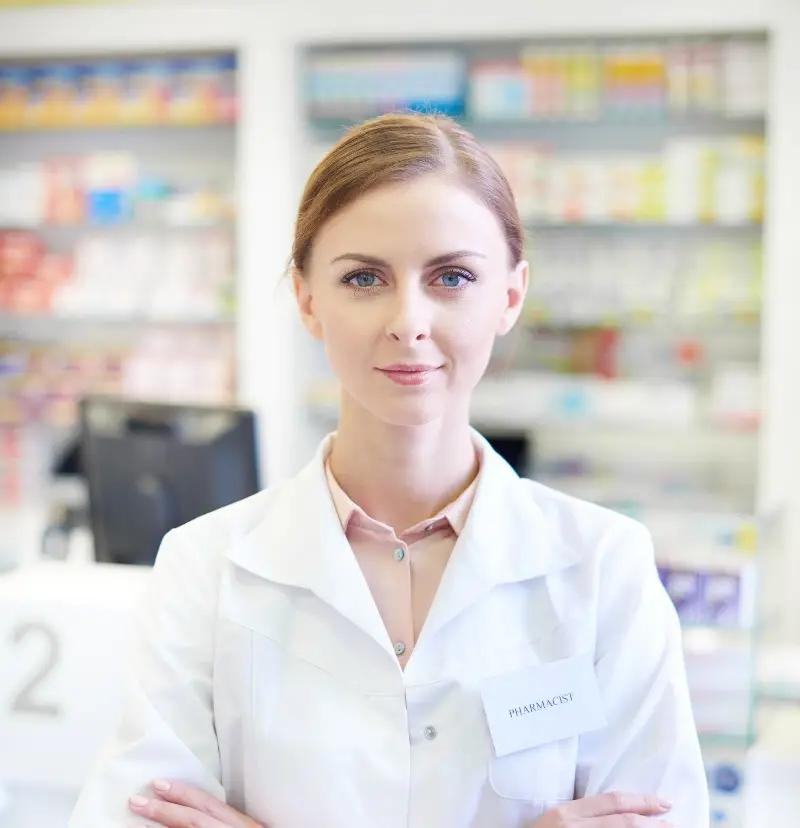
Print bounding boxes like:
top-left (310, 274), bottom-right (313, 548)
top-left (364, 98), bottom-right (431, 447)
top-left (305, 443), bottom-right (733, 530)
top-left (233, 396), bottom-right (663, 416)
top-left (385, 286), bottom-right (431, 344)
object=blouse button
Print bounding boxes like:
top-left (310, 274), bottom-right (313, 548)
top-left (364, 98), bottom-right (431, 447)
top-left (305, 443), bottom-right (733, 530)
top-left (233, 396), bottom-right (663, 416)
top-left (393, 548), bottom-right (405, 562)
top-left (394, 641), bottom-right (406, 656)
top-left (424, 725), bottom-right (438, 741)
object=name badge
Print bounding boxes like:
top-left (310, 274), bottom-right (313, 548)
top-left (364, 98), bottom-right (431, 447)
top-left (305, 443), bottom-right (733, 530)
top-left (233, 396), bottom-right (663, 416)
top-left (480, 652), bottom-right (607, 757)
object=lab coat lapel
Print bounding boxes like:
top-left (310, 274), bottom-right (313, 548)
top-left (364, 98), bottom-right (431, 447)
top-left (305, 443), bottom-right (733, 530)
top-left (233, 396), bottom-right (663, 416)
top-left (225, 438), bottom-right (393, 658)
top-left (419, 431), bottom-right (583, 644)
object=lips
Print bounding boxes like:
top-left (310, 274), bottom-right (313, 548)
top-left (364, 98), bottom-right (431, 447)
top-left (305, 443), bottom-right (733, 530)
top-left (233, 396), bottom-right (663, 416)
top-left (376, 364), bottom-right (441, 386)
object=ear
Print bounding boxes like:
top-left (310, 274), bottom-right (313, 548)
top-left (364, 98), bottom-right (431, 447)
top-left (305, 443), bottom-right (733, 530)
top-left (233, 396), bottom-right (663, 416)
top-left (496, 259), bottom-right (529, 336)
top-left (292, 268), bottom-right (324, 341)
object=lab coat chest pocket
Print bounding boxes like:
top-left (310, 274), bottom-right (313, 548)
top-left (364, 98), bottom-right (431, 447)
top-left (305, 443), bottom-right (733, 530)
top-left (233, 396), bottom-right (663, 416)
top-left (485, 626), bottom-right (589, 807)
top-left (489, 737), bottom-right (578, 803)
top-left (476, 604), bottom-right (593, 806)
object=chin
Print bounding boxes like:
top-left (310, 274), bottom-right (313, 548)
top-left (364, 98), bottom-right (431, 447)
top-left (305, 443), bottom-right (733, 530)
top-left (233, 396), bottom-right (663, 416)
top-left (362, 395), bottom-right (446, 428)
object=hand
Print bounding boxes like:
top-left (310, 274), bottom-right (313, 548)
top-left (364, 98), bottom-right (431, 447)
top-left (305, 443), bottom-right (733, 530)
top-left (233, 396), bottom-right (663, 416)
top-left (128, 780), bottom-right (265, 828)
top-left (534, 792), bottom-right (675, 827)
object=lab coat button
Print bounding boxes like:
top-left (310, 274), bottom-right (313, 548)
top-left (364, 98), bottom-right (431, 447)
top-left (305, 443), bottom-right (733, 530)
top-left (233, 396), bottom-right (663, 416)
top-left (394, 641), bottom-right (406, 656)
top-left (393, 548), bottom-right (405, 561)
top-left (424, 725), bottom-right (438, 741)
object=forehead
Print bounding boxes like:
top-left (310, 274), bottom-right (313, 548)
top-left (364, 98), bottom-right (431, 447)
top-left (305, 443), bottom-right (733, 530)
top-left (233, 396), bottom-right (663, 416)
top-left (309, 176), bottom-right (509, 266)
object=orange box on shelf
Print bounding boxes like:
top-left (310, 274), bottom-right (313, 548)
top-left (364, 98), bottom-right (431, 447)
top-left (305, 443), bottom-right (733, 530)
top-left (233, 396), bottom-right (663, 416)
top-left (74, 61), bottom-right (125, 127)
top-left (24, 67), bottom-right (50, 129)
top-left (40, 64), bottom-right (80, 128)
top-left (188, 57), bottom-right (220, 124)
top-left (167, 58), bottom-right (206, 125)
top-left (0, 68), bottom-right (12, 129)
top-left (121, 59), bottom-right (170, 125)
top-left (0, 66), bottom-right (31, 130)
top-left (44, 158), bottom-right (85, 224)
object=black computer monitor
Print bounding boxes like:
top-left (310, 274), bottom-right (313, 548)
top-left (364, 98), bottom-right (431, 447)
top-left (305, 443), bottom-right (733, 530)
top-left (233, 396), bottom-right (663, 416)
top-left (80, 396), bottom-right (260, 566)
top-left (480, 430), bottom-right (534, 477)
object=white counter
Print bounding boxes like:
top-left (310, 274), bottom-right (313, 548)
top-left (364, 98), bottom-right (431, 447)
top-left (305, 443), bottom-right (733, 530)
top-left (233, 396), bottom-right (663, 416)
top-left (0, 560), bottom-right (151, 810)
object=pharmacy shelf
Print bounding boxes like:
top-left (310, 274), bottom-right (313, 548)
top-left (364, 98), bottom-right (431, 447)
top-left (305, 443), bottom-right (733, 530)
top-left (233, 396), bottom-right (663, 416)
top-left (525, 221), bottom-right (763, 232)
top-left (0, 122), bottom-right (235, 136)
top-left (532, 423), bottom-right (758, 445)
top-left (0, 122), bottom-right (236, 136)
top-left (522, 317), bottom-right (761, 331)
top-left (309, 114), bottom-right (766, 141)
top-left (0, 124), bottom-right (236, 165)
top-left (698, 732), bottom-right (756, 750)
top-left (307, 375), bottom-right (758, 433)
top-left (757, 647), bottom-right (800, 704)
top-left (0, 314), bottom-right (234, 331)
top-left (0, 222), bottom-right (235, 233)
top-left (757, 682), bottom-right (800, 704)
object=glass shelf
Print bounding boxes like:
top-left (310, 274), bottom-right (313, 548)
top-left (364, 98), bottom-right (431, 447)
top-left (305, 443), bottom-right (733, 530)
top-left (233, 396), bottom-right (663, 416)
top-left (525, 221), bottom-right (763, 232)
top-left (699, 731), bottom-right (756, 751)
top-left (308, 114), bottom-right (766, 134)
top-left (756, 682), bottom-right (800, 705)
top-left (0, 121), bottom-right (236, 136)
top-left (523, 316), bottom-right (761, 331)
top-left (0, 313), bottom-right (234, 329)
top-left (0, 221), bottom-right (235, 234)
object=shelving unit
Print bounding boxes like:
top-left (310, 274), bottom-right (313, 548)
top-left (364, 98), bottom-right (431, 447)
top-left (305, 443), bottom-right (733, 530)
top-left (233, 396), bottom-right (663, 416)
top-left (0, 50), bottom-right (239, 569)
top-left (301, 33), bottom-right (766, 498)
top-left (299, 32), bottom-right (776, 824)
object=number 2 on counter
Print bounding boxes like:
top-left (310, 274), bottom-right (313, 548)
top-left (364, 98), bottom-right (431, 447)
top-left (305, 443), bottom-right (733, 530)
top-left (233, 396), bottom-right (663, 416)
top-left (10, 622), bottom-right (62, 717)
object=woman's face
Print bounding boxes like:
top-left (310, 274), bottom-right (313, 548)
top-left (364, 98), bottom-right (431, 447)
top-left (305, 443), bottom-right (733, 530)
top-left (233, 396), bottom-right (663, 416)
top-left (294, 175), bottom-right (528, 427)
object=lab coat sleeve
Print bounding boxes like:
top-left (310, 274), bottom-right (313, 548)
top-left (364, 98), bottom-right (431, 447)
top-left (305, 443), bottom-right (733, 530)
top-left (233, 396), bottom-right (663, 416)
top-left (575, 520), bottom-right (710, 828)
top-left (69, 528), bottom-right (224, 827)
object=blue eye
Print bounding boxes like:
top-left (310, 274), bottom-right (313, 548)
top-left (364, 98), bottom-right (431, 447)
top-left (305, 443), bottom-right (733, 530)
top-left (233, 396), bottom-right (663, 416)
top-left (437, 269), bottom-right (475, 288)
top-left (343, 271), bottom-right (381, 288)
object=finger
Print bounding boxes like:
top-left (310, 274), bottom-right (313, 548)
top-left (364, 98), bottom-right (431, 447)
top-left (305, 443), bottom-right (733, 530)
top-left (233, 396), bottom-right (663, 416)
top-left (150, 781), bottom-right (253, 828)
top-left (593, 818), bottom-right (675, 828)
top-left (129, 794), bottom-right (221, 828)
top-left (562, 792), bottom-right (672, 819)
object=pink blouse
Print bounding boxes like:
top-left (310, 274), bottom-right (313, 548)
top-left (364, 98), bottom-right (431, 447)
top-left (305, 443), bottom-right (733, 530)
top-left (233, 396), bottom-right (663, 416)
top-left (324, 458), bottom-right (479, 668)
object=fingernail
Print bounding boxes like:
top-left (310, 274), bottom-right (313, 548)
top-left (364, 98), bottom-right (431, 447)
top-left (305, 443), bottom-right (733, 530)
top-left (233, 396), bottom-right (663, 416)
top-left (658, 799), bottom-right (673, 811)
top-left (153, 779), bottom-right (170, 792)
top-left (129, 795), bottom-right (149, 809)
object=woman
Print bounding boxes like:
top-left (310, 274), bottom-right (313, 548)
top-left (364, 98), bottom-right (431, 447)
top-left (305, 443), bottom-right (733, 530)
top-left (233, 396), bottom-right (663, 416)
top-left (69, 113), bottom-right (708, 828)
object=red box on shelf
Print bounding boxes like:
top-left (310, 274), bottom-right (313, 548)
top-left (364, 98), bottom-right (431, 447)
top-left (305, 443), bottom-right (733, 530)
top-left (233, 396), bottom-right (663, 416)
top-left (0, 231), bottom-right (44, 280)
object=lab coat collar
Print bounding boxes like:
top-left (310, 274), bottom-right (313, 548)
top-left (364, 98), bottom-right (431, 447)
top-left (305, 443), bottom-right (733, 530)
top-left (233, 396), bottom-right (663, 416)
top-left (226, 430), bottom-right (581, 656)
top-left (418, 430), bottom-right (582, 643)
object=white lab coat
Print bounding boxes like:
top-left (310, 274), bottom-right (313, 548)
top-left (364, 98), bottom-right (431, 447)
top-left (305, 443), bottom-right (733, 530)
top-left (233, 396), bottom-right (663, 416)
top-left (69, 432), bottom-right (709, 828)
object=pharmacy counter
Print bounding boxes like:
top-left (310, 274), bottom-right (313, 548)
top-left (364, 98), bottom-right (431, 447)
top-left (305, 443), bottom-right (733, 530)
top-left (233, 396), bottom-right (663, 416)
top-left (0, 560), bottom-right (150, 827)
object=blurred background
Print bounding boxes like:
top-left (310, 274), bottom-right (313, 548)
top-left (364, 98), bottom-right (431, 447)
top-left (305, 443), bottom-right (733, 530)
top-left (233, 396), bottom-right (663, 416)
top-left (1, 1), bottom-right (800, 826)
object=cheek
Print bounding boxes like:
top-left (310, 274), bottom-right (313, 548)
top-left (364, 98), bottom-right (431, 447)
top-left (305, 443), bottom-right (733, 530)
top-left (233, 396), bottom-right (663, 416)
top-left (318, 302), bottom-right (377, 362)
top-left (439, 299), bottom-right (502, 359)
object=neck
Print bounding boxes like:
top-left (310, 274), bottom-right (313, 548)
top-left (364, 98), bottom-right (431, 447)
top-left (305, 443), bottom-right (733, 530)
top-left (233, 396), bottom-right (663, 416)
top-left (328, 394), bottom-right (479, 532)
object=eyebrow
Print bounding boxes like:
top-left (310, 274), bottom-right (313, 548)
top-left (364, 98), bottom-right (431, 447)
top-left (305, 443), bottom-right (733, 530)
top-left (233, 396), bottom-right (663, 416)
top-left (330, 250), bottom-right (487, 267)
